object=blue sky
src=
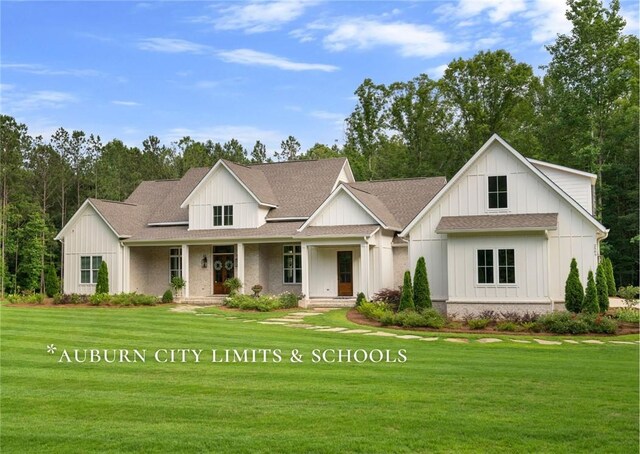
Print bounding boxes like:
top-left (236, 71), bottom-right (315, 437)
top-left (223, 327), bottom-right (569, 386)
top-left (2, 0), bottom-right (638, 154)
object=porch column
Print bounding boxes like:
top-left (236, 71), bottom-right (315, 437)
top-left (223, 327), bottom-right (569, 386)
top-left (182, 244), bottom-right (190, 298)
top-left (301, 243), bottom-right (310, 303)
top-left (237, 243), bottom-right (245, 294)
top-left (360, 242), bottom-right (370, 298)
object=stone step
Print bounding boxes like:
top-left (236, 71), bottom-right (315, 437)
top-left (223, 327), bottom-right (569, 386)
top-left (179, 297), bottom-right (225, 306)
top-left (305, 299), bottom-right (356, 309)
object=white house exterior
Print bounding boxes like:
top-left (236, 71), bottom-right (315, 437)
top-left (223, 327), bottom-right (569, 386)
top-left (56, 135), bottom-right (607, 314)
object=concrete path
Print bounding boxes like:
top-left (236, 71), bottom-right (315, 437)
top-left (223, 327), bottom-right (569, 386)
top-left (183, 306), bottom-right (639, 347)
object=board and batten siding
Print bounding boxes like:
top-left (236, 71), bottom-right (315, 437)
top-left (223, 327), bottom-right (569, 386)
top-left (62, 204), bottom-right (122, 294)
top-left (310, 190), bottom-right (376, 226)
top-left (188, 166), bottom-right (264, 230)
top-left (532, 163), bottom-right (594, 214)
top-left (408, 141), bottom-right (600, 304)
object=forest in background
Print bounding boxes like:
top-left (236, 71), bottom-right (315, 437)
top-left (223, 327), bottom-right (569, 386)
top-left (1, 0), bottom-right (638, 295)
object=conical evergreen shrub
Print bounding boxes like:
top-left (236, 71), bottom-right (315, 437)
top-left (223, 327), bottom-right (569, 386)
top-left (596, 262), bottom-right (609, 312)
top-left (582, 270), bottom-right (599, 314)
top-left (603, 257), bottom-right (616, 296)
top-left (44, 264), bottom-right (60, 297)
top-left (564, 258), bottom-right (584, 313)
top-left (413, 257), bottom-right (432, 310)
top-left (96, 261), bottom-right (109, 294)
top-left (398, 271), bottom-right (415, 311)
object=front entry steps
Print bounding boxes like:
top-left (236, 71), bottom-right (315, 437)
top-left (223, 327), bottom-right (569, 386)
top-left (304, 298), bottom-right (356, 309)
top-left (178, 296), bottom-right (226, 306)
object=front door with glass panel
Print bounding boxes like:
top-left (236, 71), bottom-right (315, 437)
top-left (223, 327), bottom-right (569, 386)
top-left (337, 251), bottom-right (353, 297)
top-left (213, 245), bottom-right (235, 294)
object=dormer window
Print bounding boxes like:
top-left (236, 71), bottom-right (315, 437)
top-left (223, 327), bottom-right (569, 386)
top-left (213, 205), bottom-right (233, 226)
top-left (488, 176), bottom-right (507, 209)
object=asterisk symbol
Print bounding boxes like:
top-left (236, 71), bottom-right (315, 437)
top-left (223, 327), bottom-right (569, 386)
top-left (47, 344), bottom-right (57, 354)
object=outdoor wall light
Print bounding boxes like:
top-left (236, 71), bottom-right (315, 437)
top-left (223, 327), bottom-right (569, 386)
top-left (201, 255), bottom-right (208, 268)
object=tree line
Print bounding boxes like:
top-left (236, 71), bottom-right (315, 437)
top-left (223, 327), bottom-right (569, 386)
top-left (1, 0), bottom-right (637, 296)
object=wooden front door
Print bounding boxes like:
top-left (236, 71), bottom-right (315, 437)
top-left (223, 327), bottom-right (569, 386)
top-left (337, 251), bottom-right (353, 297)
top-left (213, 253), bottom-right (235, 294)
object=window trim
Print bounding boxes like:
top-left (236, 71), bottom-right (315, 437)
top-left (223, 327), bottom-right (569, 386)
top-left (497, 248), bottom-right (516, 284)
top-left (487, 175), bottom-right (508, 210)
top-left (80, 255), bottom-right (102, 284)
top-left (476, 249), bottom-right (494, 285)
top-left (212, 205), bottom-right (233, 227)
top-left (282, 244), bottom-right (302, 284)
top-left (223, 205), bottom-right (233, 226)
top-left (169, 247), bottom-right (182, 281)
top-left (475, 248), bottom-right (517, 287)
top-left (213, 206), bottom-right (223, 226)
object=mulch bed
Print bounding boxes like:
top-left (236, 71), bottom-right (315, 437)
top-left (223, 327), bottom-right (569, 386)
top-left (346, 308), bottom-right (639, 336)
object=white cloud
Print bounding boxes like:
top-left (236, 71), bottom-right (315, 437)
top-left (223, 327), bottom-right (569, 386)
top-left (0, 83), bottom-right (15, 92)
top-left (437, 0), bottom-right (526, 24)
top-left (218, 49), bottom-right (338, 72)
top-left (322, 18), bottom-right (461, 58)
top-left (137, 38), bottom-right (211, 53)
top-left (426, 64), bottom-right (449, 79)
top-left (1, 63), bottom-right (101, 77)
top-left (165, 125), bottom-right (283, 151)
top-left (475, 34), bottom-right (503, 49)
top-left (3, 90), bottom-right (77, 112)
top-left (522, 0), bottom-right (571, 43)
top-left (112, 100), bottom-right (140, 106)
top-left (310, 110), bottom-right (345, 122)
top-left (210, 0), bottom-right (317, 33)
top-left (622, 6), bottom-right (639, 35)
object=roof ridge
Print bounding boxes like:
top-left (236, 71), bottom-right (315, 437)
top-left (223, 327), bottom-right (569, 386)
top-left (344, 184), bottom-right (373, 195)
top-left (90, 198), bottom-right (138, 207)
top-left (354, 176), bottom-right (446, 183)
top-left (251, 157), bottom-right (346, 166)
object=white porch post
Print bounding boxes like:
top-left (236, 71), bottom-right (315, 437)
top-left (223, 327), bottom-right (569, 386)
top-left (236, 243), bottom-right (245, 294)
top-left (182, 244), bottom-right (190, 299)
top-left (301, 243), bottom-right (310, 305)
top-left (122, 245), bottom-right (130, 293)
top-left (360, 242), bottom-right (370, 298)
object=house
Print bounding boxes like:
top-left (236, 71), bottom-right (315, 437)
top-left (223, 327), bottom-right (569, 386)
top-left (55, 134), bottom-right (608, 313)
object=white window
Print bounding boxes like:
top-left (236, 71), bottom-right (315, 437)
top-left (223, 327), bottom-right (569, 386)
top-left (80, 256), bottom-right (102, 284)
top-left (213, 205), bottom-right (233, 226)
top-left (488, 175), bottom-right (508, 209)
top-left (477, 248), bottom-right (516, 285)
top-left (283, 244), bottom-right (302, 284)
top-left (170, 248), bottom-right (182, 280)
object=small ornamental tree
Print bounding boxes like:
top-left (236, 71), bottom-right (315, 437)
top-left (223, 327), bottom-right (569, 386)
top-left (96, 261), bottom-right (109, 294)
top-left (398, 271), bottom-right (415, 311)
top-left (564, 258), bottom-right (584, 313)
top-left (44, 264), bottom-right (60, 297)
top-left (356, 292), bottom-right (366, 307)
top-left (582, 270), bottom-right (599, 314)
top-left (603, 257), bottom-right (616, 296)
top-left (413, 257), bottom-right (432, 310)
top-left (596, 262), bottom-right (609, 312)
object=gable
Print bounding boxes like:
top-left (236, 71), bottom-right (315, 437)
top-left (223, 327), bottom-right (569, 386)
top-left (308, 189), bottom-right (377, 227)
top-left (402, 135), bottom-right (607, 237)
top-left (530, 160), bottom-right (595, 214)
top-left (54, 201), bottom-right (120, 252)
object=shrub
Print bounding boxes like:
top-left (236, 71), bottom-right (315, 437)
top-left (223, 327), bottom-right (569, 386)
top-left (467, 318), bottom-right (491, 330)
top-left (398, 271), bottom-right (414, 311)
top-left (223, 277), bottom-right (243, 295)
top-left (580, 314), bottom-right (617, 334)
top-left (355, 292), bottom-right (366, 307)
top-left (53, 293), bottom-right (90, 305)
top-left (477, 310), bottom-right (499, 322)
top-left (44, 265), bottom-right (60, 297)
top-left (535, 311), bottom-right (617, 334)
top-left (371, 288), bottom-right (401, 310)
top-left (89, 292), bottom-right (158, 306)
top-left (96, 261), bottom-right (109, 294)
top-left (394, 310), bottom-right (426, 327)
top-left (171, 276), bottom-right (186, 294)
top-left (4, 293), bottom-right (45, 304)
top-left (89, 293), bottom-right (110, 306)
top-left (613, 308), bottom-right (640, 323)
top-left (596, 262), bottom-right (609, 312)
top-left (496, 321), bottom-right (518, 332)
top-left (603, 257), bottom-right (616, 296)
top-left (162, 289), bottom-right (174, 303)
top-left (564, 258), bottom-right (584, 313)
top-left (618, 285), bottom-right (639, 308)
top-left (520, 322), bottom-right (537, 332)
top-left (357, 301), bottom-right (392, 321)
top-left (278, 292), bottom-right (301, 309)
top-left (419, 308), bottom-right (446, 329)
top-left (379, 311), bottom-right (395, 326)
top-left (413, 257), bottom-right (432, 310)
top-left (582, 271), bottom-right (599, 314)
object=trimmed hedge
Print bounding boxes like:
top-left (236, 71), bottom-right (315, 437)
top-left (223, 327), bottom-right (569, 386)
top-left (224, 292), bottom-right (301, 312)
top-left (534, 312), bottom-right (617, 334)
top-left (3, 293), bottom-right (45, 304)
top-left (53, 293), bottom-right (158, 306)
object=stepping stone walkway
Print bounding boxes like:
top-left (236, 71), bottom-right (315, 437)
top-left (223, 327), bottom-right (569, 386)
top-left (533, 339), bottom-right (562, 345)
top-left (180, 307), bottom-right (639, 348)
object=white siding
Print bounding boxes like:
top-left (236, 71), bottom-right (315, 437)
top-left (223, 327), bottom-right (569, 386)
top-left (310, 190), bottom-right (376, 226)
top-left (188, 166), bottom-right (263, 230)
top-left (308, 246), bottom-right (361, 297)
top-left (374, 231), bottom-right (394, 293)
top-left (532, 163), bottom-right (594, 214)
top-left (62, 205), bottom-right (121, 294)
top-left (409, 141), bottom-right (600, 304)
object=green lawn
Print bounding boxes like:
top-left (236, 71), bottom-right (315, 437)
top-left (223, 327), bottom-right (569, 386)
top-left (1, 306), bottom-right (638, 453)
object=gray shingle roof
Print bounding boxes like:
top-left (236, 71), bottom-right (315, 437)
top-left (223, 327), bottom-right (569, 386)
top-left (89, 199), bottom-right (150, 238)
top-left (146, 167), bottom-right (210, 224)
top-left (223, 160), bottom-right (278, 206)
top-left (347, 177), bottom-right (447, 230)
top-left (435, 213), bottom-right (558, 233)
top-left (343, 186), bottom-right (401, 230)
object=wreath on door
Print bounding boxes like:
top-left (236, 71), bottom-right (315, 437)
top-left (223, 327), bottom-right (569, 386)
top-left (213, 260), bottom-right (223, 271)
top-left (224, 260), bottom-right (234, 271)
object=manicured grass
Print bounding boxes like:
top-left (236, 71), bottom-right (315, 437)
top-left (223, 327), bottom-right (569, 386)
top-left (1, 306), bottom-right (638, 453)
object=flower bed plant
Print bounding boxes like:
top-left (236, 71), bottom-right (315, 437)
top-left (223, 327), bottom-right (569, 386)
top-left (52, 293), bottom-right (158, 306)
top-left (224, 292), bottom-right (302, 312)
top-left (3, 293), bottom-right (45, 304)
